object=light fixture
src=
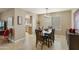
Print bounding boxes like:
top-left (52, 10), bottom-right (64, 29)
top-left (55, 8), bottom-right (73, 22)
top-left (44, 8), bottom-right (50, 17)
top-left (44, 8), bottom-right (48, 16)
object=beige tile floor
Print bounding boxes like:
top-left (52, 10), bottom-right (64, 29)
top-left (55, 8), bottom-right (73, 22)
top-left (0, 32), bottom-right (69, 50)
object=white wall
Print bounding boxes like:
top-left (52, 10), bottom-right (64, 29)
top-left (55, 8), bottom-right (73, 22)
top-left (32, 14), bottom-right (38, 34)
top-left (71, 8), bottom-right (78, 28)
top-left (14, 9), bottom-right (26, 40)
top-left (14, 8), bottom-right (37, 40)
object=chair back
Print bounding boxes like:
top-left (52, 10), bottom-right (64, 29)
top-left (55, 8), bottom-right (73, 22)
top-left (52, 29), bottom-right (55, 35)
top-left (3, 29), bottom-right (9, 36)
top-left (51, 29), bottom-right (55, 42)
top-left (35, 29), bottom-right (42, 41)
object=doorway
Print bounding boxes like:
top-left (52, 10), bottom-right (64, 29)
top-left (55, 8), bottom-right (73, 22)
top-left (25, 16), bottom-right (32, 34)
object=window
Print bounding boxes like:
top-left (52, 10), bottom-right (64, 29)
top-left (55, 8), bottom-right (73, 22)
top-left (43, 16), bottom-right (52, 28)
top-left (52, 16), bottom-right (62, 31)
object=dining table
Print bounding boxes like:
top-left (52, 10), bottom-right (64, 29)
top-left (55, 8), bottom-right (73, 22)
top-left (41, 29), bottom-right (52, 47)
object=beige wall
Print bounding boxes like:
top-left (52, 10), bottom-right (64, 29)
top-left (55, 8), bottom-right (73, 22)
top-left (14, 8), bottom-right (37, 40)
top-left (0, 9), bottom-right (15, 21)
top-left (38, 10), bottom-right (72, 35)
top-left (14, 9), bottom-right (26, 40)
top-left (0, 8), bottom-right (37, 41)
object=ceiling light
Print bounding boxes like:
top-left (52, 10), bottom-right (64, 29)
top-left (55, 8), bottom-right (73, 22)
top-left (44, 8), bottom-right (50, 17)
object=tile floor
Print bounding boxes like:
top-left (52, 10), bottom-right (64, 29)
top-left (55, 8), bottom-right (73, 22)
top-left (0, 32), bottom-right (69, 50)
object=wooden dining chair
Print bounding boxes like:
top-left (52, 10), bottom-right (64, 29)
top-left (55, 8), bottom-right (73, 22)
top-left (35, 30), bottom-right (42, 47)
top-left (51, 29), bottom-right (55, 43)
top-left (35, 29), bottom-right (48, 49)
top-left (47, 29), bottom-right (55, 47)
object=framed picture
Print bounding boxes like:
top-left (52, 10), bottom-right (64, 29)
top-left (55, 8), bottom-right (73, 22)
top-left (17, 16), bottom-right (22, 25)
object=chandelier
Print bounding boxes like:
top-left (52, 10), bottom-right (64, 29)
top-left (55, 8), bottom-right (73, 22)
top-left (44, 8), bottom-right (50, 17)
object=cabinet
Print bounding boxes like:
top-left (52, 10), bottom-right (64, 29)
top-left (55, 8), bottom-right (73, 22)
top-left (28, 26), bottom-right (32, 34)
top-left (66, 31), bottom-right (79, 50)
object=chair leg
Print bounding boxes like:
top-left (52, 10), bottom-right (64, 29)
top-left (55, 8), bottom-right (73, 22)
top-left (51, 37), bottom-right (54, 43)
top-left (53, 36), bottom-right (55, 43)
top-left (48, 39), bottom-right (49, 47)
top-left (46, 39), bottom-right (48, 45)
top-left (41, 42), bottom-right (43, 50)
top-left (36, 40), bottom-right (38, 48)
top-left (51, 41), bottom-right (52, 46)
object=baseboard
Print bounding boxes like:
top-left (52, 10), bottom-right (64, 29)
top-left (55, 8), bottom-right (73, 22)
top-left (9, 37), bottom-right (25, 43)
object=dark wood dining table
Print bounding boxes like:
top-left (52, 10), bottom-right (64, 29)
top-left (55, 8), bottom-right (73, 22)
top-left (41, 30), bottom-right (52, 47)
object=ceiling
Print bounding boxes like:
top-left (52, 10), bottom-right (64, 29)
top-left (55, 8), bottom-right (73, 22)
top-left (22, 8), bottom-right (72, 14)
top-left (0, 8), bottom-right (72, 14)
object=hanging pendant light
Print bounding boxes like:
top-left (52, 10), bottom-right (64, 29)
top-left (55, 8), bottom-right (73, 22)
top-left (44, 8), bottom-right (50, 17)
top-left (44, 8), bottom-right (48, 17)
